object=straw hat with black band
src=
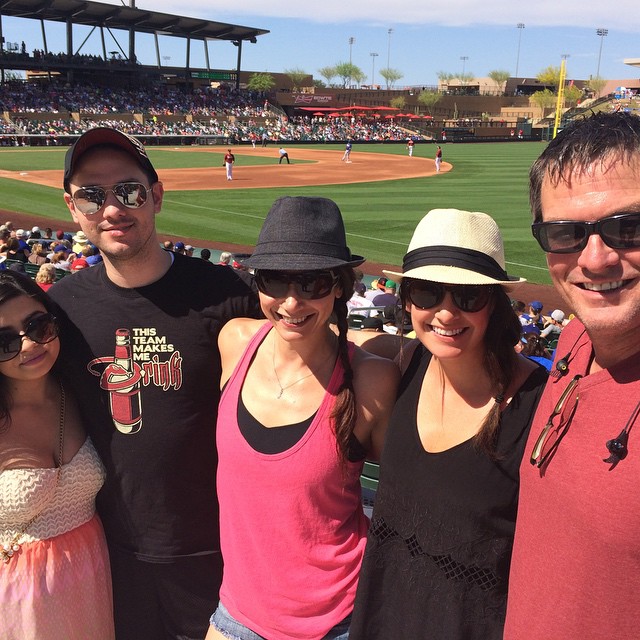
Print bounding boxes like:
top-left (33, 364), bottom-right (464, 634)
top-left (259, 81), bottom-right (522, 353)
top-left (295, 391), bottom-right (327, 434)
top-left (383, 208), bottom-right (525, 286)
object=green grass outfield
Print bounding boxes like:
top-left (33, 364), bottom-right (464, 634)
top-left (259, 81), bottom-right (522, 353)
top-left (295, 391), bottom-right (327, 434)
top-left (0, 141), bottom-right (552, 284)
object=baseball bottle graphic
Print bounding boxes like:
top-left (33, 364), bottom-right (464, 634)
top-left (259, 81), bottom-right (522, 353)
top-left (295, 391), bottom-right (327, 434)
top-left (108, 329), bottom-right (143, 434)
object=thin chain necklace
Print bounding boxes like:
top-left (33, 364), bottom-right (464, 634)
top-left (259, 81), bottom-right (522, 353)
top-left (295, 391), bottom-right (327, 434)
top-left (1, 382), bottom-right (65, 565)
top-left (272, 338), bottom-right (336, 399)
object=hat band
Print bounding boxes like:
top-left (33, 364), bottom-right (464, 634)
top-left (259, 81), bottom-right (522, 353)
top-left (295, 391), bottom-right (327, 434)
top-left (252, 239), bottom-right (352, 261)
top-left (402, 246), bottom-right (509, 281)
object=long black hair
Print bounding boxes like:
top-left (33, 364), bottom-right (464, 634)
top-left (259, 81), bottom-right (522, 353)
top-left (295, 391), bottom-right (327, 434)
top-left (0, 270), bottom-right (61, 429)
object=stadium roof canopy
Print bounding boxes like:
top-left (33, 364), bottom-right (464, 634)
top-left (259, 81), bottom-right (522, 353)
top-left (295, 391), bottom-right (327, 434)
top-left (0, 0), bottom-right (269, 43)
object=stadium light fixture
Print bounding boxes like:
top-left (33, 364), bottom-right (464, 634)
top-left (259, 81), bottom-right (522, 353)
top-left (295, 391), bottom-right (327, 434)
top-left (515, 23), bottom-right (525, 77)
top-left (596, 28), bottom-right (608, 78)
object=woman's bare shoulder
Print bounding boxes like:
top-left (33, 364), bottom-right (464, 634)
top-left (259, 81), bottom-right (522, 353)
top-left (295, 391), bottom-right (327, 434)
top-left (352, 346), bottom-right (401, 394)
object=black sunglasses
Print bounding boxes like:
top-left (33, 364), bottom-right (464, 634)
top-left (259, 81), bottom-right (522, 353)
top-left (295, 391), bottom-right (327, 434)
top-left (532, 212), bottom-right (640, 254)
top-left (405, 280), bottom-right (495, 313)
top-left (0, 313), bottom-right (59, 362)
top-left (255, 270), bottom-right (338, 300)
top-left (71, 182), bottom-right (152, 215)
top-left (530, 375), bottom-right (582, 469)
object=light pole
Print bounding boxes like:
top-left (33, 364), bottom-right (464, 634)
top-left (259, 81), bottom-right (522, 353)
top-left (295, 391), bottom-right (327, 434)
top-left (460, 56), bottom-right (469, 78)
top-left (370, 52), bottom-right (379, 87)
top-left (596, 28), bottom-right (608, 78)
top-left (387, 28), bottom-right (393, 70)
top-left (348, 37), bottom-right (355, 65)
top-left (515, 23), bottom-right (525, 77)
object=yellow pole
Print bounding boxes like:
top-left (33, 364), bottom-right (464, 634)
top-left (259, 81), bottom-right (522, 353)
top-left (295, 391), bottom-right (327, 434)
top-left (553, 58), bottom-right (567, 139)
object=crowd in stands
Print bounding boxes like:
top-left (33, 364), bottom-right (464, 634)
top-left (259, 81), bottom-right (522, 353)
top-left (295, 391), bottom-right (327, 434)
top-left (0, 81), bottom-right (267, 116)
top-left (0, 220), bottom-right (258, 282)
top-left (0, 81), bottom-right (424, 143)
top-left (511, 299), bottom-right (569, 371)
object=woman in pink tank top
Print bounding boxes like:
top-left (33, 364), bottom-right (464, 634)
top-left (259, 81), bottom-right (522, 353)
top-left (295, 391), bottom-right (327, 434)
top-left (206, 197), bottom-right (399, 640)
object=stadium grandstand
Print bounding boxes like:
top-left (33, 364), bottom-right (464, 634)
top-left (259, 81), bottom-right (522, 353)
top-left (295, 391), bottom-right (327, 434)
top-left (0, 2), bottom-right (638, 146)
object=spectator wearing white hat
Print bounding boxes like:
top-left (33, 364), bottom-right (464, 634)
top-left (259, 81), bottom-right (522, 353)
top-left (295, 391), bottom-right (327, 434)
top-left (540, 309), bottom-right (565, 340)
top-left (14, 229), bottom-right (30, 252)
top-left (350, 208), bottom-right (547, 640)
top-left (72, 230), bottom-right (89, 254)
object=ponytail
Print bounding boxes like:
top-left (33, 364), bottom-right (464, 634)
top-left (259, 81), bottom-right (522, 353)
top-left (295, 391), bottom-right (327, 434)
top-left (330, 268), bottom-right (357, 463)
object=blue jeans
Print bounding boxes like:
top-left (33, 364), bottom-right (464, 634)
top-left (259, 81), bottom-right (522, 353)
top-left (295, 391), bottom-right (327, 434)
top-left (211, 601), bottom-right (351, 640)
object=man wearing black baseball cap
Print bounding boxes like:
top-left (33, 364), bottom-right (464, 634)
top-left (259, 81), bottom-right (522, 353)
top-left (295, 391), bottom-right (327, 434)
top-left (50, 127), bottom-right (260, 639)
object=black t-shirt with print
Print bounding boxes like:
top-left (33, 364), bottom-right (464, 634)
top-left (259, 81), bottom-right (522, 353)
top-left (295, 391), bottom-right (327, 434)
top-left (50, 253), bottom-right (260, 559)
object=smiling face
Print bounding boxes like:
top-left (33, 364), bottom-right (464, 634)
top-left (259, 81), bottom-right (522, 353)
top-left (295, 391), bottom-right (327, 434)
top-left (540, 157), bottom-right (640, 355)
top-left (63, 146), bottom-right (163, 266)
top-left (406, 283), bottom-right (493, 363)
top-left (0, 295), bottom-right (60, 383)
top-left (258, 270), bottom-right (342, 343)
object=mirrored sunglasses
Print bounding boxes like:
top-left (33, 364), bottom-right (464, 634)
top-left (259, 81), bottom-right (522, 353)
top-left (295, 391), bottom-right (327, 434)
top-left (405, 280), bottom-right (495, 313)
top-left (255, 270), bottom-right (338, 300)
top-left (71, 182), bottom-right (152, 215)
top-left (532, 212), bottom-right (640, 254)
top-left (0, 313), bottom-right (59, 362)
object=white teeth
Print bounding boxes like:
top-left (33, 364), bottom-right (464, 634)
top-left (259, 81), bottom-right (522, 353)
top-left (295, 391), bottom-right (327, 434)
top-left (431, 326), bottom-right (465, 336)
top-left (582, 280), bottom-right (624, 292)
top-left (281, 315), bottom-right (307, 324)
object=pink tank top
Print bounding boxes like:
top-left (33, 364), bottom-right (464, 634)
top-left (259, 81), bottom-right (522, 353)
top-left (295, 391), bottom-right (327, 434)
top-left (217, 322), bottom-right (368, 640)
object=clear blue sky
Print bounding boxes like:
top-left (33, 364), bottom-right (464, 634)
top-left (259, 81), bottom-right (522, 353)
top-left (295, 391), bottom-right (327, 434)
top-left (2, 1), bottom-right (639, 87)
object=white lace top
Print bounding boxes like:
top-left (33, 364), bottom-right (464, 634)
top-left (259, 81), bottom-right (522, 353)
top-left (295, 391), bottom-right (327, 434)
top-left (0, 437), bottom-right (105, 543)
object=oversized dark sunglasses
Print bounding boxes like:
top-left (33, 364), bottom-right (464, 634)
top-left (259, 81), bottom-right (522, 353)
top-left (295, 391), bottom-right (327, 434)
top-left (255, 270), bottom-right (338, 300)
top-left (0, 313), bottom-right (59, 362)
top-left (71, 182), bottom-right (152, 215)
top-left (405, 280), bottom-right (495, 313)
top-left (532, 212), bottom-right (640, 254)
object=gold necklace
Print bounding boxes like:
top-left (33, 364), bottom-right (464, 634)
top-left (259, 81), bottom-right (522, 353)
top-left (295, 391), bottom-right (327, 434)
top-left (1, 383), bottom-right (65, 565)
top-left (272, 340), bottom-right (335, 399)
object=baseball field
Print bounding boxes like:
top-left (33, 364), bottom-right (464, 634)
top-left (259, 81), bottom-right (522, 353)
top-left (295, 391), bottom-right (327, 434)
top-left (0, 140), bottom-right (564, 307)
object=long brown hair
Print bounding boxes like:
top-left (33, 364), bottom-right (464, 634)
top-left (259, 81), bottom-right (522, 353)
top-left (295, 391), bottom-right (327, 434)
top-left (330, 267), bottom-right (357, 463)
top-left (399, 280), bottom-right (521, 458)
top-left (475, 287), bottom-right (522, 457)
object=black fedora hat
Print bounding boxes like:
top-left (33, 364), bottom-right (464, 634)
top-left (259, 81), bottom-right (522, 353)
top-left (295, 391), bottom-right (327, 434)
top-left (242, 196), bottom-right (365, 270)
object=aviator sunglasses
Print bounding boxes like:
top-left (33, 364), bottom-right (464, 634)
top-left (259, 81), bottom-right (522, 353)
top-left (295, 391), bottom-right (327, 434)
top-left (405, 280), bottom-right (495, 313)
top-left (255, 270), bottom-right (338, 300)
top-left (71, 182), bottom-right (152, 215)
top-left (0, 312), bottom-right (59, 362)
top-left (532, 212), bottom-right (640, 254)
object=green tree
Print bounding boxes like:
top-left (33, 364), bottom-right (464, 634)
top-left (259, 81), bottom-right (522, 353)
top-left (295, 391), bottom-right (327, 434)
top-left (586, 76), bottom-right (607, 98)
top-left (456, 72), bottom-right (475, 87)
top-left (246, 72), bottom-right (275, 92)
top-left (564, 84), bottom-right (583, 107)
top-left (390, 96), bottom-right (406, 110)
top-left (334, 62), bottom-right (365, 88)
top-left (488, 70), bottom-right (510, 95)
top-left (536, 66), bottom-right (562, 91)
top-left (351, 67), bottom-right (366, 87)
top-left (417, 90), bottom-right (441, 114)
top-left (284, 68), bottom-right (308, 91)
top-left (530, 89), bottom-right (557, 112)
top-left (313, 78), bottom-right (327, 89)
top-left (318, 66), bottom-right (337, 87)
top-left (437, 71), bottom-right (455, 83)
top-left (379, 67), bottom-right (403, 90)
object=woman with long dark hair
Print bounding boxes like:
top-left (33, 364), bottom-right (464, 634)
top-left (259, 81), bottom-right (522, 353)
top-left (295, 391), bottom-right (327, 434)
top-left (206, 197), bottom-right (398, 640)
top-left (0, 271), bottom-right (113, 639)
top-left (349, 209), bottom-right (547, 640)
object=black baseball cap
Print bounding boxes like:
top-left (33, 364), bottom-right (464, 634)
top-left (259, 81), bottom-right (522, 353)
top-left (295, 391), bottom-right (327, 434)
top-left (63, 128), bottom-right (159, 193)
